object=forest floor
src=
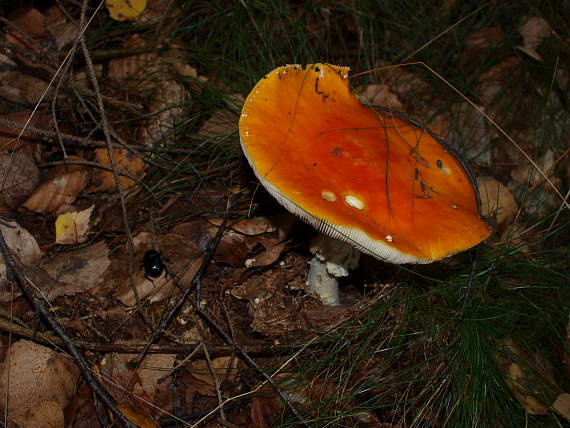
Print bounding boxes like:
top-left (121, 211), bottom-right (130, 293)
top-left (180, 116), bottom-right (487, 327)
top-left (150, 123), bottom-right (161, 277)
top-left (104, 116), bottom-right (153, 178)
top-left (0, 1), bottom-right (568, 427)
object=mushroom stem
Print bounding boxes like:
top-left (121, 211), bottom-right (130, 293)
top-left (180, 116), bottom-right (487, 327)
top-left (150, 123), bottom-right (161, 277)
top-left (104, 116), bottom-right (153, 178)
top-left (306, 234), bottom-right (360, 306)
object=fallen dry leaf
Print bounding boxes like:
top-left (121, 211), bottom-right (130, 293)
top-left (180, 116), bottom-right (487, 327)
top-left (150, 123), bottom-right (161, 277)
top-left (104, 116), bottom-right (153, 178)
top-left (0, 70), bottom-right (53, 105)
top-left (10, 399), bottom-right (65, 428)
top-left (477, 176), bottom-right (519, 226)
top-left (496, 339), bottom-right (556, 416)
top-left (251, 386), bottom-right (285, 428)
top-left (245, 241), bottom-right (288, 268)
top-left (359, 84), bottom-right (405, 111)
top-left (39, 241), bottom-right (111, 299)
top-left (476, 57), bottom-right (520, 106)
top-left (55, 204), bottom-right (95, 244)
top-left (510, 149), bottom-right (555, 186)
top-left (137, 80), bottom-right (189, 147)
top-left (8, 7), bottom-right (47, 37)
top-left (0, 340), bottom-right (80, 426)
top-left (100, 351), bottom-right (176, 423)
top-left (105, 0), bottom-right (147, 21)
top-left (117, 402), bottom-right (157, 428)
top-left (114, 231), bottom-right (205, 306)
top-left (87, 148), bottom-right (145, 193)
top-left (23, 157), bottom-right (90, 213)
top-left (517, 16), bottom-right (551, 61)
top-left (0, 220), bottom-right (42, 293)
top-left (552, 393), bottom-right (570, 421)
top-left (0, 147), bottom-right (39, 208)
top-left (189, 356), bottom-right (239, 388)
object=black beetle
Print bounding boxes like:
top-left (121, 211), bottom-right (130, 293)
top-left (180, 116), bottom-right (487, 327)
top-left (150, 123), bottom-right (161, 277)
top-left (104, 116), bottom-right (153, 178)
top-left (143, 250), bottom-right (165, 279)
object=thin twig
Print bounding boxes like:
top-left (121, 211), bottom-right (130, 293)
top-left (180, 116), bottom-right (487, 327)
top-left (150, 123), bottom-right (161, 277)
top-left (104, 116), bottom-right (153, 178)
top-left (79, 0), bottom-right (150, 329)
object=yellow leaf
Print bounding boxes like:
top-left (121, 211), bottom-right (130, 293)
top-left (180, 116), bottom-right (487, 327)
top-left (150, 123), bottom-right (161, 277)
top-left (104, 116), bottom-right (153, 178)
top-left (87, 148), bottom-right (146, 193)
top-left (55, 205), bottom-right (95, 245)
top-left (105, 0), bottom-right (147, 21)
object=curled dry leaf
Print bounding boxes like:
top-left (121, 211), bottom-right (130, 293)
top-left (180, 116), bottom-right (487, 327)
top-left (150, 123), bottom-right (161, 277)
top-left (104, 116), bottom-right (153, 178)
top-left (39, 241), bottom-right (111, 298)
top-left (477, 176), bottom-right (519, 226)
top-left (0, 220), bottom-right (42, 294)
top-left (476, 57), bottom-right (520, 106)
top-left (55, 204), bottom-right (95, 244)
top-left (553, 393), bottom-right (570, 421)
top-left (0, 70), bottom-right (53, 105)
top-left (137, 80), bottom-right (189, 147)
top-left (100, 351), bottom-right (176, 422)
top-left (8, 7), bottom-right (47, 38)
top-left (87, 148), bottom-right (145, 193)
top-left (0, 147), bottom-right (39, 208)
top-left (496, 339), bottom-right (556, 415)
top-left (510, 149), bottom-right (555, 186)
top-left (517, 16), bottom-right (551, 61)
top-left (23, 157), bottom-right (90, 213)
top-left (429, 102), bottom-right (492, 169)
top-left (114, 230), bottom-right (205, 306)
top-left (359, 84), bottom-right (405, 111)
top-left (0, 340), bottom-right (80, 426)
top-left (245, 241), bottom-right (288, 269)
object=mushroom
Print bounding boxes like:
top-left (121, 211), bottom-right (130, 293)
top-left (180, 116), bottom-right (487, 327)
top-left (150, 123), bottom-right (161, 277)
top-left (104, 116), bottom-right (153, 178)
top-left (239, 63), bottom-right (491, 305)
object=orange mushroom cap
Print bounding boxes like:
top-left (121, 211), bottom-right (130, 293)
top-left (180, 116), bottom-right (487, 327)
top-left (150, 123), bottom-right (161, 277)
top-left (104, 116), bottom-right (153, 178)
top-left (239, 63), bottom-right (491, 264)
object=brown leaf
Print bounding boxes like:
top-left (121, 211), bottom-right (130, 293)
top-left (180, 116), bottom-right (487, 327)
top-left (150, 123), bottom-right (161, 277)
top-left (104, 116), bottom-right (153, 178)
top-left (359, 84), bottom-right (405, 111)
top-left (245, 241), bottom-right (287, 268)
top-left (8, 7), bottom-right (47, 38)
top-left (0, 221), bottom-right (42, 299)
top-left (137, 81), bottom-right (189, 147)
top-left (40, 241), bottom-right (111, 298)
top-left (552, 393), bottom-right (570, 421)
top-left (0, 340), bottom-right (80, 424)
top-left (114, 231), bottom-right (204, 305)
top-left (477, 176), bottom-right (518, 226)
top-left (517, 17), bottom-right (551, 61)
top-left (10, 400), bottom-right (65, 428)
top-left (117, 402), bottom-right (158, 428)
top-left (496, 339), bottom-right (555, 415)
top-left (0, 147), bottom-right (39, 208)
top-left (23, 157), bottom-right (90, 213)
top-left (0, 71), bottom-right (53, 104)
top-left (189, 356), bottom-right (239, 387)
top-left (251, 386), bottom-right (284, 428)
